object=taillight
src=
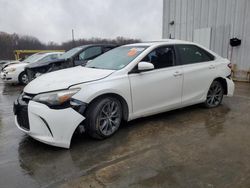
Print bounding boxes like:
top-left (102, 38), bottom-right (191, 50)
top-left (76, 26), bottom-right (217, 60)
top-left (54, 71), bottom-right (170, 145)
top-left (228, 63), bottom-right (232, 70)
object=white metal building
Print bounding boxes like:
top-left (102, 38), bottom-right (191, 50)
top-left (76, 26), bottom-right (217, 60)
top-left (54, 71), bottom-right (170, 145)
top-left (162, 0), bottom-right (250, 80)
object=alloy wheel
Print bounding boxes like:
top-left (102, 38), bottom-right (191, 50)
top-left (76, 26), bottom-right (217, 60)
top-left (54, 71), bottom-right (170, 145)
top-left (97, 100), bottom-right (121, 136)
top-left (206, 82), bottom-right (223, 107)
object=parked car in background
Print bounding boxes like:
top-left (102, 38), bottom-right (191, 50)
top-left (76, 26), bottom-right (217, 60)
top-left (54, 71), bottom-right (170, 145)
top-left (1, 52), bottom-right (63, 84)
top-left (25, 44), bottom-right (117, 81)
top-left (14, 40), bottom-right (234, 148)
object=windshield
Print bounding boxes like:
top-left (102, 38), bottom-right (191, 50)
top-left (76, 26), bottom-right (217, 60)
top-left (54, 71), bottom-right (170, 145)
top-left (22, 53), bottom-right (46, 63)
top-left (29, 53), bottom-right (61, 64)
top-left (60, 47), bottom-right (84, 59)
top-left (86, 46), bottom-right (147, 70)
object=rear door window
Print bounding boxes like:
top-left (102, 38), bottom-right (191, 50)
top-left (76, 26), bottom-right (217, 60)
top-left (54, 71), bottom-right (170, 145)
top-left (176, 45), bottom-right (214, 65)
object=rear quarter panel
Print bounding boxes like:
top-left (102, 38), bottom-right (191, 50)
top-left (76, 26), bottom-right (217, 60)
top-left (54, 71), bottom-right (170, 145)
top-left (215, 58), bottom-right (231, 78)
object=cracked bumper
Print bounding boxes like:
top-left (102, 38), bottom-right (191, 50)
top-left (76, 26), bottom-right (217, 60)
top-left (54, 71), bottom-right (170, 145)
top-left (15, 100), bottom-right (85, 148)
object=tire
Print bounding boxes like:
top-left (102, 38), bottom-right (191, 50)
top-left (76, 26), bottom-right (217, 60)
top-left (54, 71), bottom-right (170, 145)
top-left (204, 80), bottom-right (224, 108)
top-left (18, 72), bottom-right (28, 85)
top-left (85, 97), bottom-right (122, 139)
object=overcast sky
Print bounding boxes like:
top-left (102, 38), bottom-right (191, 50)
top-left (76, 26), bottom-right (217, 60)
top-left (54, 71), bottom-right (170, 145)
top-left (0, 0), bottom-right (163, 44)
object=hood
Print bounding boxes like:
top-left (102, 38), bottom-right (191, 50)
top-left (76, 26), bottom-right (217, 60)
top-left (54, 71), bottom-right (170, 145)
top-left (4, 62), bottom-right (27, 70)
top-left (24, 66), bottom-right (115, 94)
top-left (26, 58), bottom-right (66, 69)
top-left (2, 61), bottom-right (20, 69)
top-left (0, 60), bottom-right (10, 65)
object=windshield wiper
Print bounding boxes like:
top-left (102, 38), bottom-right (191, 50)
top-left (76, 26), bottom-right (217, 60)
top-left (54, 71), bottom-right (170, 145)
top-left (89, 66), bottom-right (100, 69)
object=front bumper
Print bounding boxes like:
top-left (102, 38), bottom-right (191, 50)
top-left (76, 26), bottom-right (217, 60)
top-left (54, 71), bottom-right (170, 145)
top-left (1, 71), bottom-right (18, 83)
top-left (225, 77), bottom-right (235, 97)
top-left (14, 97), bottom-right (85, 148)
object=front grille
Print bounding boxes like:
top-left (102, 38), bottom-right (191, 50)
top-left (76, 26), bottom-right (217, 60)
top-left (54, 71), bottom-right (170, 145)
top-left (16, 106), bottom-right (30, 130)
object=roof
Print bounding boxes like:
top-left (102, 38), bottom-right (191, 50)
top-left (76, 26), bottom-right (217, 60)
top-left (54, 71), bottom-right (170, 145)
top-left (124, 39), bottom-right (194, 47)
top-left (35, 51), bottom-right (64, 55)
top-left (77, 44), bottom-right (118, 49)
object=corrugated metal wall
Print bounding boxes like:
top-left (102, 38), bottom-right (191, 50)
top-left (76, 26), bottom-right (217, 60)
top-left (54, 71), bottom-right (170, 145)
top-left (162, 0), bottom-right (250, 79)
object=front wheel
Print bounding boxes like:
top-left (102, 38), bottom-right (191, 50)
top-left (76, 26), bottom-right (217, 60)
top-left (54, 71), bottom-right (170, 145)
top-left (85, 97), bottom-right (122, 139)
top-left (204, 80), bottom-right (224, 108)
top-left (18, 72), bottom-right (29, 85)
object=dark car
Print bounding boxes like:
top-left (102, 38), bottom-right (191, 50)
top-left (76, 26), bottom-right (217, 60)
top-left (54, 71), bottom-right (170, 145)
top-left (25, 44), bottom-right (117, 81)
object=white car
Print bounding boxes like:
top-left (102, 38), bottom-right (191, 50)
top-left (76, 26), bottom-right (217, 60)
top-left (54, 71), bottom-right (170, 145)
top-left (14, 40), bottom-right (234, 148)
top-left (0, 60), bottom-right (11, 68)
top-left (1, 52), bottom-right (63, 84)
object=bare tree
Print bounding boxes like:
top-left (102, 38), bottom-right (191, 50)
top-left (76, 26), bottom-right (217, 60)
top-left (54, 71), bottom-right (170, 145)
top-left (0, 32), bottom-right (141, 60)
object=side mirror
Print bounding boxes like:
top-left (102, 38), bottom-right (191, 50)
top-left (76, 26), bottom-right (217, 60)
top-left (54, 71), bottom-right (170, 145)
top-left (138, 61), bottom-right (154, 72)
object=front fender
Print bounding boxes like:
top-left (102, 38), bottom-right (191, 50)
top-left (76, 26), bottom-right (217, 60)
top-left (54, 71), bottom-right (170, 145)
top-left (72, 76), bottom-right (132, 118)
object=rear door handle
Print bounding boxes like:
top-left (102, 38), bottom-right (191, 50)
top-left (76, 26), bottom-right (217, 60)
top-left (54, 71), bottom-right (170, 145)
top-left (173, 71), bottom-right (183, 77)
top-left (209, 65), bottom-right (215, 69)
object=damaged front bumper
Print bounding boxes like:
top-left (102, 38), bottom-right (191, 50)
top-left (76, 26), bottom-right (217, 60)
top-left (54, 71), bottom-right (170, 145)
top-left (14, 93), bottom-right (86, 148)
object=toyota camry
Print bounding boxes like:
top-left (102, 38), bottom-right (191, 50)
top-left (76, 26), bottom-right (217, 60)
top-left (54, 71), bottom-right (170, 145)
top-left (14, 40), bottom-right (234, 148)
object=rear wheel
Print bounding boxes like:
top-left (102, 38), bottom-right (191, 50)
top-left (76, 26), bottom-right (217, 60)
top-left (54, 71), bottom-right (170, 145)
top-left (18, 72), bottom-right (28, 85)
top-left (85, 97), bottom-right (122, 139)
top-left (204, 80), bottom-right (224, 108)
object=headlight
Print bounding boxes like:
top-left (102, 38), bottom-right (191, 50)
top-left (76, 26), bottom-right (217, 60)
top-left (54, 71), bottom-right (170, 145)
top-left (5, 67), bottom-right (16, 73)
top-left (33, 88), bottom-right (80, 106)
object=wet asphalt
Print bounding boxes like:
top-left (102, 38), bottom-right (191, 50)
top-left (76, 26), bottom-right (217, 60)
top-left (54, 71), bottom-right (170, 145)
top-left (0, 80), bottom-right (250, 188)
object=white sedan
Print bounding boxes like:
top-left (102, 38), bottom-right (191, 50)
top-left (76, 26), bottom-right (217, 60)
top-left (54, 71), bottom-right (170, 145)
top-left (14, 40), bottom-right (234, 148)
top-left (1, 52), bottom-right (63, 84)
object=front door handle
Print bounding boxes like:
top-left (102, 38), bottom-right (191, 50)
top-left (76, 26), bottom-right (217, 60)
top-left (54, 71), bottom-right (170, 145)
top-left (173, 71), bottom-right (183, 77)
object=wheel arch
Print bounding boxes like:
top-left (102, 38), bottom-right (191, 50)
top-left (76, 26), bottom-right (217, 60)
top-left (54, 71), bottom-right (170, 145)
top-left (86, 93), bottom-right (129, 121)
top-left (214, 77), bottom-right (228, 95)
